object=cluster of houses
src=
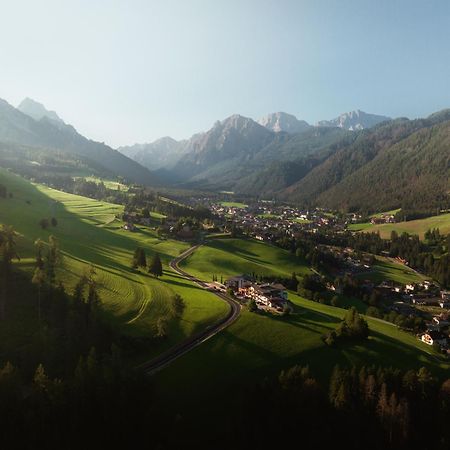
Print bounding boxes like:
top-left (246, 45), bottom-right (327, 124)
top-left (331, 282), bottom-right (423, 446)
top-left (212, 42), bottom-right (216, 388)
top-left (208, 201), bottom-right (340, 243)
top-left (370, 214), bottom-right (396, 225)
top-left (374, 281), bottom-right (450, 351)
top-left (421, 313), bottom-right (450, 350)
top-left (225, 275), bottom-right (289, 312)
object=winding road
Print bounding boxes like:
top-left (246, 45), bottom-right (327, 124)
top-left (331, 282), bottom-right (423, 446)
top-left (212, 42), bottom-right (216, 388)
top-left (138, 244), bottom-right (241, 375)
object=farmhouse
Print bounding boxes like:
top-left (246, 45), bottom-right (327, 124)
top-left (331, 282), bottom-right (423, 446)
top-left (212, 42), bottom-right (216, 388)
top-left (123, 222), bottom-right (136, 231)
top-left (421, 331), bottom-right (448, 347)
top-left (225, 275), bottom-right (249, 291)
top-left (225, 277), bottom-right (289, 310)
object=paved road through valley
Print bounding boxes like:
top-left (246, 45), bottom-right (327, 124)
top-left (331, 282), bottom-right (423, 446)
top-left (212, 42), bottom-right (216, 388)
top-left (138, 244), bottom-right (241, 375)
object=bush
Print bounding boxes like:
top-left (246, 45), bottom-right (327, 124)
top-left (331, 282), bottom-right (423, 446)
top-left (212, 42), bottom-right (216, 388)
top-left (39, 218), bottom-right (49, 230)
top-left (282, 303), bottom-right (293, 316)
top-left (248, 299), bottom-right (258, 313)
top-left (366, 306), bottom-right (381, 318)
top-left (331, 296), bottom-right (340, 307)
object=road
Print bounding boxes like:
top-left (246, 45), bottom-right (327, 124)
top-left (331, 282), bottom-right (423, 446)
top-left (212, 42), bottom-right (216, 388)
top-left (138, 244), bottom-right (241, 375)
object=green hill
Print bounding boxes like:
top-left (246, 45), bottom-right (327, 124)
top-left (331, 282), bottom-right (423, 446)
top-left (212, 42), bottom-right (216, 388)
top-left (351, 213), bottom-right (450, 239)
top-left (0, 169), bottom-right (228, 363)
top-left (159, 237), bottom-right (449, 406)
top-left (285, 113), bottom-right (450, 212)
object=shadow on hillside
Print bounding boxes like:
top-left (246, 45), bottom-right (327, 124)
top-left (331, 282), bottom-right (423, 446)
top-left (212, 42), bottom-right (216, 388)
top-left (210, 327), bottom-right (278, 364)
top-left (2, 176), bottom-right (188, 324)
top-left (162, 277), bottom-right (203, 291)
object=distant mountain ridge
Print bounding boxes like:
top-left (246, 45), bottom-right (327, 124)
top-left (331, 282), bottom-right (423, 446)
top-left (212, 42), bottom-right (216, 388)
top-left (18, 98), bottom-right (65, 127)
top-left (318, 110), bottom-right (391, 130)
top-left (257, 112), bottom-right (310, 134)
top-left (0, 97), bottom-right (158, 185)
top-left (118, 136), bottom-right (189, 170)
top-left (284, 110), bottom-right (450, 211)
top-left (119, 110), bottom-right (391, 178)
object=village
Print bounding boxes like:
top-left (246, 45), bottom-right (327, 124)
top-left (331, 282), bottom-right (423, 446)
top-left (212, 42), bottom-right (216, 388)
top-left (119, 196), bottom-right (450, 352)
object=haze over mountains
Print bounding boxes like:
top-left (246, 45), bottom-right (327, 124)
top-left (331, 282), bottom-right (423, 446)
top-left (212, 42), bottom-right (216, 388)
top-left (257, 112), bottom-right (311, 134)
top-left (0, 97), bottom-right (157, 185)
top-left (117, 107), bottom-right (448, 214)
top-left (118, 109), bottom-right (391, 185)
top-left (317, 110), bottom-right (391, 131)
top-left (0, 96), bottom-right (448, 214)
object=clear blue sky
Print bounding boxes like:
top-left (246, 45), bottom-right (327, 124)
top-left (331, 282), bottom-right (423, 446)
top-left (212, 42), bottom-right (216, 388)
top-left (1, 0), bottom-right (449, 147)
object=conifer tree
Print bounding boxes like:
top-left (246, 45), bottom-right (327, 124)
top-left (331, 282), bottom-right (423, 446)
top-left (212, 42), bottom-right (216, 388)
top-left (148, 253), bottom-right (163, 278)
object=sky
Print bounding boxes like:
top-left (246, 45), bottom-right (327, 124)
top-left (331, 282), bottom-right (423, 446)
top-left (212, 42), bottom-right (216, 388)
top-left (0, 0), bottom-right (449, 147)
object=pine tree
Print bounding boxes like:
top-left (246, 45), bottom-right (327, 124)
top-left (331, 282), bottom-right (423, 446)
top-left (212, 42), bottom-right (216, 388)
top-left (132, 248), bottom-right (140, 269)
top-left (32, 267), bottom-right (47, 325)
top-left (148, 253), bottom-right (163, 278)
top-left (46, 235), bottom-right (59, 283)
top-left (138, 248), bottom-right (147, 268)
top-left (34, 238), bottom-right (45, 269)
top-left (0, 225), bottom-right (19, 320)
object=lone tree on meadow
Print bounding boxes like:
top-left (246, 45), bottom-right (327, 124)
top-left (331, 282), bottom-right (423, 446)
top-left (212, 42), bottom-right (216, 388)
top-left (132, 247), bottom-right (147, 269)
top-left (148, 253), bottom-right (163, 278)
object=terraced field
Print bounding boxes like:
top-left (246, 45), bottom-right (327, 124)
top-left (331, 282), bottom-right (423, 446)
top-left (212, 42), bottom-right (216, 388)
top-left (0, 169), bottom-right (228, 361)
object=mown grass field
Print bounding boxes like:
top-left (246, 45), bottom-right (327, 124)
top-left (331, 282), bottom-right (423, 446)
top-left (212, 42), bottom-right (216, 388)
top-left (350, 213), bottom-right (450, 239)
top-left (179, 238), bottom-right (312, 281)
top-left (0, 169), bottom-right (228, 362)
top-left (354, 256), bottom-right (429, 285)
top-left (157, 237), bottom-right (450, 409)
top-left (347, 222), bottom-right (375, 231)
top-left (219, 201), bottom-right (248, 208)
top-left (370, 209), bottom-right (401, 218)
top-left (83, 176), bottom-right (129, 192)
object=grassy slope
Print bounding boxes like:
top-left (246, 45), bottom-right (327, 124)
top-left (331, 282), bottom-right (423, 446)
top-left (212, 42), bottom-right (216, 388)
top-left (179, 238), bottom-right (312, 281)
top-left (157, 238), bottom-right (449, 407)
top-left (350, 213), bottom-right (450, 239)
top-left (0, 169), bottom-right (228, 362)
top-left (354, 256), bottom-right (429, 285)
top-left (219, 201), bottom-right (248, 208)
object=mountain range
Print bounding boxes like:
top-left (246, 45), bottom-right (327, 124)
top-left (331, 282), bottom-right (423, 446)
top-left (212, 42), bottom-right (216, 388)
top-left (317, 109), bottom-right (391, 131)
top-left (0, 98), bottom-right (157, 185)
top-left (119, 109), bottom-right (390, 174)
top-left (0, 97), bottom-right (448, 214)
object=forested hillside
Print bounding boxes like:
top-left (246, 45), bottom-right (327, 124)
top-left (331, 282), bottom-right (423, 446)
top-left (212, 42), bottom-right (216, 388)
top-left (283, 111), bottom-right (450, 212)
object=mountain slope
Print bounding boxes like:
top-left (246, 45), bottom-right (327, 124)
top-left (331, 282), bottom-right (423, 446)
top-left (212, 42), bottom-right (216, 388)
top-left (258, 112), bottom-right (310, 134)
top-left (18, 97), bottom-right (65, 127)
top-left (118, 136), bottom-right (189, 170)
top-left (285, 111), bottom-right (450, 211)
top-left (318, 110), bottom-right (391, 130)
top-left (316, 120), bottom-right (450, 212)
top-left (171, 114), bottom-right (276, 182)
top-left (0, 98), bottom-right (157, 185)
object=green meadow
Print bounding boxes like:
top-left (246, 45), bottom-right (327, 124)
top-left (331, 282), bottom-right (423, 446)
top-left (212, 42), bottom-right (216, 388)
top-left (0, 169), bottom-right (228, 362)
top-left (350, 213), bottom-right (450, 239)
top-left (157, 238), bottom-right (449, 407)
top-left (354, 256), bottom-right (429, 285)
top-left (219, 201), bottom-right (248, 208)
top-left (179, 238), bottom-right (312, 281)
top-left (83, 176), bottom-right (129, 192)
